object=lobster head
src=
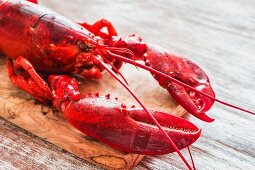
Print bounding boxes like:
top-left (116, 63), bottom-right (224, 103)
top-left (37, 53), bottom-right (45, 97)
top-left (45, 36), bottom-right (108, 80)
top-left (68, 34), bottom-right (147, 79)
top-left (28, 13), bottom-right (108, 80)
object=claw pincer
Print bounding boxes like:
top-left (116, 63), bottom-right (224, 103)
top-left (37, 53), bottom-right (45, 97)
top-left (145, 45), bottom-right (216, 122)
top-left (49, 75), bottom-right (201, 154)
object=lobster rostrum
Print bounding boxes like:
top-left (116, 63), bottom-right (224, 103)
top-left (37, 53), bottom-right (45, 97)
top-left (1, 0), bottom-right (254, 169)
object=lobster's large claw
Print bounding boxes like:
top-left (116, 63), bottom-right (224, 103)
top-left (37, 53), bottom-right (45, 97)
top-left (145, 45), bottom-right (215, 122)
top-left (60, 96), bottom-right (201, 154)
top-left (49, 75), bottom-right (200, 154)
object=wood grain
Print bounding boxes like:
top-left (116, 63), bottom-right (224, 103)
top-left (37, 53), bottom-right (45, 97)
top-left (0, 0), bottom-right (255, 169)
top-left (0, 117), bottom-right (101, 170)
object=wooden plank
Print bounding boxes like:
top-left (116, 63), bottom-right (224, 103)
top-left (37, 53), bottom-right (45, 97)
top-left (0, 56), bottom-right (187, 169)
top-left (0, 117), bottom-right (100, 170)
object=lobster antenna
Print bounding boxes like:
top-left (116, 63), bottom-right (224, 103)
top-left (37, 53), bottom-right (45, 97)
top-left (110, 63), bottom-right (129, 85)
top-left (97, 49), bottom-right (129, 85)
top-left (98, 53), bottom-right (194, 170)
top-left (107, 51), bottom-right (255, 116)
top-left (188, 147), bottom-right (196, 170)
top-left (104, 47), bottom-right (142, 71)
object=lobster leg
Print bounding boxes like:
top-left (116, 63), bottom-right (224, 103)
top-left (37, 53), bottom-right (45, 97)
top-left (7, 56), bottom-right (52, 103)
top-left (79, 19), bottom-right (118, 39)
top-left (80, 19), bottom-right (126, 71)
top-left (26, 0), bottom-right (38, 4)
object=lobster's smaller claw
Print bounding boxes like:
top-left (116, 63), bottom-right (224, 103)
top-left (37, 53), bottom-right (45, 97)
top-left (145, 44), bottom-right (216, 122)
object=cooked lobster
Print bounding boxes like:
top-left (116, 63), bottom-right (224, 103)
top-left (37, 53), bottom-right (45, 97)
top-left (0, 0), bottom-right (253, 169)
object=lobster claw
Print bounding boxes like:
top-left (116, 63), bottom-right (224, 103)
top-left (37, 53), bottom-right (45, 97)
top-left (61, 100), bottom-right (201, 154)
top-left (61, 97), bottom-right (201, 154)
top-left (108, 36), bottom-right (215, 122)
top-left (145, 45), bottom-right (215, 122)
top-left (48, 75), bottom-right (201, 154)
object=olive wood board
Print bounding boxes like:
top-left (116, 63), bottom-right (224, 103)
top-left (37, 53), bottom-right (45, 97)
top-left (0, 57), bottom-right (187, 170)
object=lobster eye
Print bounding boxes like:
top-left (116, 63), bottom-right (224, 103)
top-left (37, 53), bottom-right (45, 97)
top-left (76, 40), bottom-right (93, 53)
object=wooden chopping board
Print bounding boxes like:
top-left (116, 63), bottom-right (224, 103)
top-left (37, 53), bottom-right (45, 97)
top-left (0, 56), bottom-right (187, 170)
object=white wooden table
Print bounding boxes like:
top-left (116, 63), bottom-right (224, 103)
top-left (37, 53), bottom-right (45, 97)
top-left (0, 0), bottom-right (255, 169)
